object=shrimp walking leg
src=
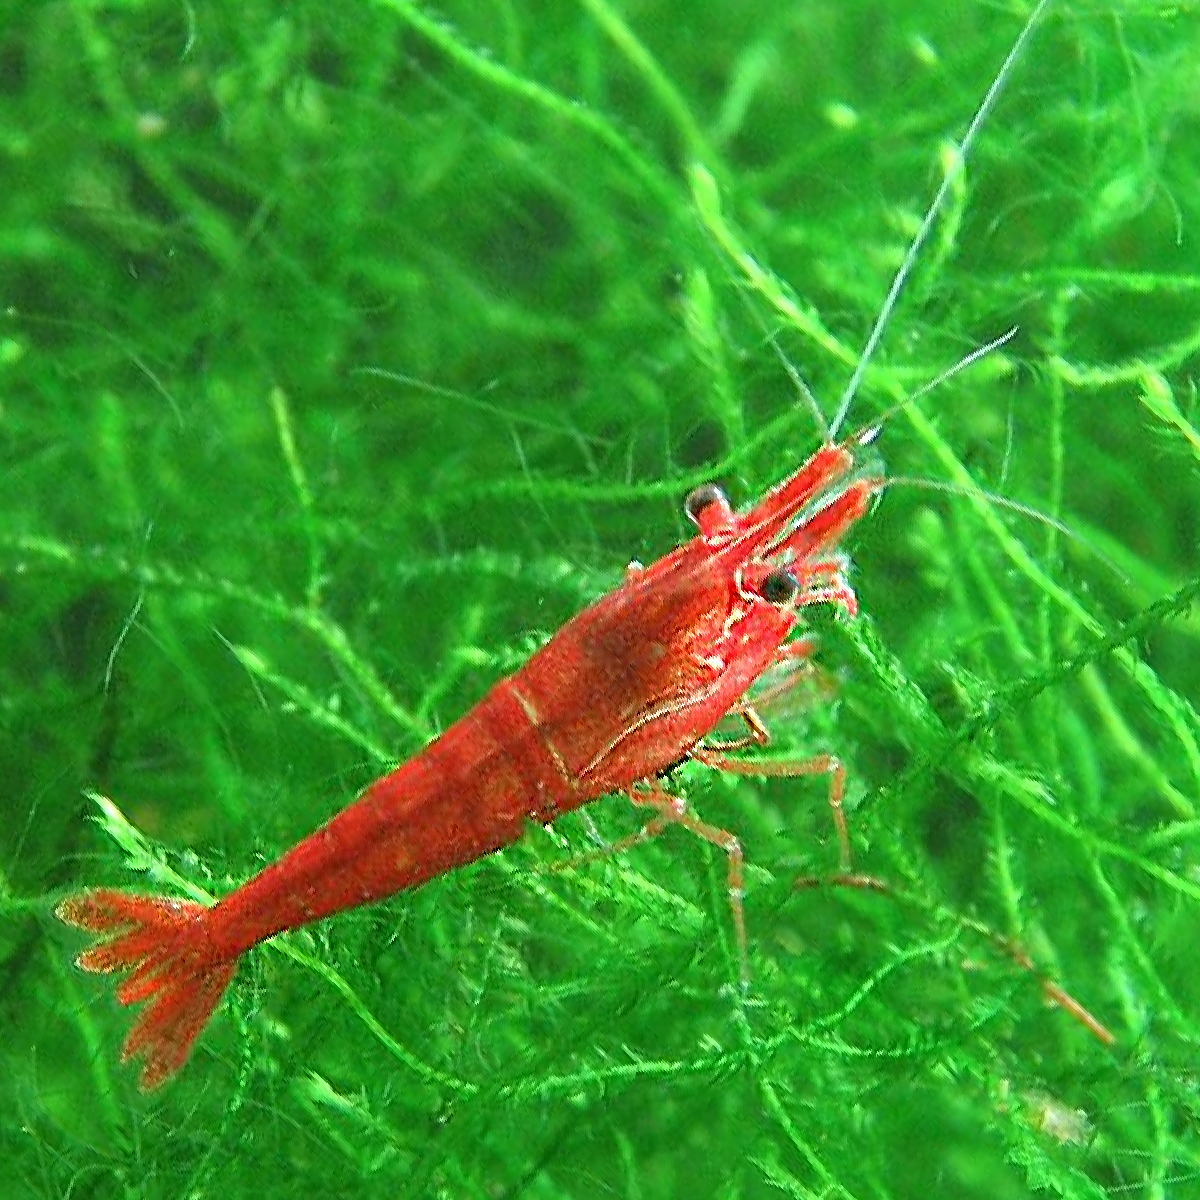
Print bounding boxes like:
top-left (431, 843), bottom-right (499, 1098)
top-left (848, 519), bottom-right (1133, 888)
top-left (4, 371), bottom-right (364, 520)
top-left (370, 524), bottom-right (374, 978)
top-left (691, 711), bottom-right (852, 871)
top-left (625, 781), bottom-right (749, 989)
top-left (553, 781), bottom-right (750, 985)
top-left (546, 812), bottom-right (675, 872)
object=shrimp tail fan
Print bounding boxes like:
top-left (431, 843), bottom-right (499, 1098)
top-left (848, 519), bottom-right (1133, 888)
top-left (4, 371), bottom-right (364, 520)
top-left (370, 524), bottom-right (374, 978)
top-left (56, 888), bottom-right (236, 1090)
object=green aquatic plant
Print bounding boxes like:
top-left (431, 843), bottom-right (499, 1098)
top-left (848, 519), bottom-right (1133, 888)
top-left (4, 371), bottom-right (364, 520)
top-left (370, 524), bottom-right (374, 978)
top-left (3, 1), bottom-right (1199, 1196)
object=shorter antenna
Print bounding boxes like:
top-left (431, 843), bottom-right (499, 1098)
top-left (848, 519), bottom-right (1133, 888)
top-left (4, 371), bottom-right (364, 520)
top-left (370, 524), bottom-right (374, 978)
top-left (768, 333), bottom-right (831, 444)
top-left (854, 327), bottom-right (1019, 447)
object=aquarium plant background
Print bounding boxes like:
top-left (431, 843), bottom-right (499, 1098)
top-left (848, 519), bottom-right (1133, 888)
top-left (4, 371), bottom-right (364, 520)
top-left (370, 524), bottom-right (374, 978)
top-left (3, 1), bottom-right (1200, 1197)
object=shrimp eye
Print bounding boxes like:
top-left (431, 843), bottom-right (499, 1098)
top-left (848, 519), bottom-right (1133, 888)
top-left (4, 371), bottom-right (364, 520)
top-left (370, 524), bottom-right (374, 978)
top-left (684, 483), bottom-right (728, 524)
top-left (761, 568), bottom-right (800, 605)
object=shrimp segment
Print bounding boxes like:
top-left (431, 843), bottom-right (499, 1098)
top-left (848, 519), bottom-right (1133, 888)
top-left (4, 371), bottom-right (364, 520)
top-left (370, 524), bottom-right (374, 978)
top-left (57, 440), bottom-right (882, 1089)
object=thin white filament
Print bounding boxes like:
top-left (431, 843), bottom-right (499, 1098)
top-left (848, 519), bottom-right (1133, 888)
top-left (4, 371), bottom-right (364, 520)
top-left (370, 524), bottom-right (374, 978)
top-left (881, 475), bottom-right (1127, 583)
top-left (829, 0), bottom-right (1054, 440)
top-left (854, 327), bottom-right (1019, 447)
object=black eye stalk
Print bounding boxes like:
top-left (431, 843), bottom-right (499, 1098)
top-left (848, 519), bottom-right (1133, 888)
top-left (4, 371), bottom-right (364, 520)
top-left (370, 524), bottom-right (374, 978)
top-left (684, 483), bottom-right (728, 523)
top-left (761, 568), bottom-right (800, 605)
top-left (684, 482), bottom-right (736, 539)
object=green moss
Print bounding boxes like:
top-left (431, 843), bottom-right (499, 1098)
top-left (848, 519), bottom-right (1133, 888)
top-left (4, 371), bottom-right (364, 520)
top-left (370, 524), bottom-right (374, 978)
top-left (4, 0), bottom-right (1200, 1196)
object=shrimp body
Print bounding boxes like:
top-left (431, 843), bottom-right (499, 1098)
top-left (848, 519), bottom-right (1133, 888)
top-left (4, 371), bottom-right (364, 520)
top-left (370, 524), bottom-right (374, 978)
top-left (57, 440), bottom-right (880, 1089)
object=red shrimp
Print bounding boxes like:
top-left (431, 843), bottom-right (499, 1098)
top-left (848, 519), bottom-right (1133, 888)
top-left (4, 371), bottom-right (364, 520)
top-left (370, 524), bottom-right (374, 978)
top-left (57, 437), bottom-right (882, 1090)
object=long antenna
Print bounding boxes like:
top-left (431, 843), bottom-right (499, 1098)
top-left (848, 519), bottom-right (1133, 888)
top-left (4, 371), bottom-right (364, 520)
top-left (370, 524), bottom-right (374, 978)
top-left (828, 0), bottom-right (1054, 441)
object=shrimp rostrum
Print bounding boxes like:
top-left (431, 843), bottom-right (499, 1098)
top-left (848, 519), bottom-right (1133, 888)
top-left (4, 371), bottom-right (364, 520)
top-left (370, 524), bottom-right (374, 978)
top-left (57, 437), bottom-right (881, 1090)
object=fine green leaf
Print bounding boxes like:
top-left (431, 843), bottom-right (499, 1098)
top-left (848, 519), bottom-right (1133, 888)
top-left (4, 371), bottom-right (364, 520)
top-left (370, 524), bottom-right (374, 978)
top-left (5, 2), bottom-right (1200, 1197)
